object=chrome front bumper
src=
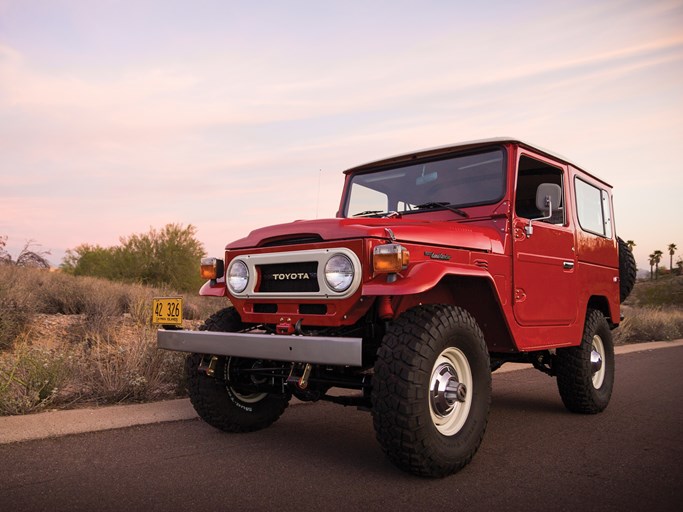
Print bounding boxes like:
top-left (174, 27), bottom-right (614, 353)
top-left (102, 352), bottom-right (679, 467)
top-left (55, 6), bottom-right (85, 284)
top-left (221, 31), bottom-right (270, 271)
top-left (157, 329), bottom-right (363, 366)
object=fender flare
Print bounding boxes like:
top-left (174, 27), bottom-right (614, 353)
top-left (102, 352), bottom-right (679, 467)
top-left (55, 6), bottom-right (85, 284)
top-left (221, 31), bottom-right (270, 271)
top-left (199, 277), bottom-right (228, 297)
top-left (361, 260), bottom-right (494, 296)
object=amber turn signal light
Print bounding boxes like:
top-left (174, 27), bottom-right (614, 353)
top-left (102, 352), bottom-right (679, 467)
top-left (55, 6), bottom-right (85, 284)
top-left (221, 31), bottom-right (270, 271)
top-left (373, 244), bottom-right (409, 273)
top-left (200, 257), bottom-right (225, 280)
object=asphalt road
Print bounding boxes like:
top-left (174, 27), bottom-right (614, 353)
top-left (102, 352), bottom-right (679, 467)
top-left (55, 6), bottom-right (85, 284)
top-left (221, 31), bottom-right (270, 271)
top-left (1, 346), bottom-right (681, 512)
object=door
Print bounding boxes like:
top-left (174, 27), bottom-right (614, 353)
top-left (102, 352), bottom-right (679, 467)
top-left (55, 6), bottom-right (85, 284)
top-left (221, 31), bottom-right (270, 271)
top-left (512, 155), bottom-right (577, 326)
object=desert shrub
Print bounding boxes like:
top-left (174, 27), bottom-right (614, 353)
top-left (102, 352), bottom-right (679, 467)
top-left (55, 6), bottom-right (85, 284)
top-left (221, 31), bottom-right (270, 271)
top-left (628, 276), bottom-right (683, 307)
top-left (0, 236), bottom-right (50, 269)
top-left (79, 327), bottom-right (186, 403)
top-left (0, 341), bottom-right (73, 415)
top-left (36, 272), bottom-right (88, 315)
top-left (125, 284), bottom-right (156, 325)
top-left (0, 323), bottom-right (188, 415)
top-left (615, 306), bottom-right (683, 344)
top-left (61, 223), bottom-right (206, 292)
top-left (0, 265), bottom-right (232, 413)
top-left (0, 266), bottom-right (36, 350)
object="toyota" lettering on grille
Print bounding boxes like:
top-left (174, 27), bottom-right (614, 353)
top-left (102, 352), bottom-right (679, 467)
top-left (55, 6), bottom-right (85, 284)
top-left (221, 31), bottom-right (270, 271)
top-left (272, 273), bottom-right (310, 280)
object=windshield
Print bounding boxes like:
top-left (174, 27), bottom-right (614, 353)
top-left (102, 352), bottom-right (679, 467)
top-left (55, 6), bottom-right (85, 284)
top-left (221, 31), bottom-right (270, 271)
top-left (343, 148), bottom-right (506, 217)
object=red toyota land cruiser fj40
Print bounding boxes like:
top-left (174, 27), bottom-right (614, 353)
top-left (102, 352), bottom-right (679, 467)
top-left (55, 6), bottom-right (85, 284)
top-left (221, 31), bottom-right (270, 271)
top-left (158, 138), bottom-right (636, 477)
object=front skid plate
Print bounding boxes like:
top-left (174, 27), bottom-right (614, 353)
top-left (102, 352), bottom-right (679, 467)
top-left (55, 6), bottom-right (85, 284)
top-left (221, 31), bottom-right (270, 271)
top-left (157, 329), bottom-right (363, 366)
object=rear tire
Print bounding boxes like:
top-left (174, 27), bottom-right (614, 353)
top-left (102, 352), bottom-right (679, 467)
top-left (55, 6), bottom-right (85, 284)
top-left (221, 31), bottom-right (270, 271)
top-left (186, 307), bottom-right (290, 433)
top-left (371, 305), bottom-right (491, 477)
top-left (555, 309), bottom-right (614, 414)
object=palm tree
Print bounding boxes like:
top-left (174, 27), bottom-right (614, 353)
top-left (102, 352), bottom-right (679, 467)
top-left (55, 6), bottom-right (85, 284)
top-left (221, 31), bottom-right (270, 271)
top-left (668, 243), bottom-right (677, 271)
top-left (626, 240), bottom-right (636, 251)
top-left (653, 250), bottom-right (663, 279)
top-left (649, 253), bottom-right (656, 280)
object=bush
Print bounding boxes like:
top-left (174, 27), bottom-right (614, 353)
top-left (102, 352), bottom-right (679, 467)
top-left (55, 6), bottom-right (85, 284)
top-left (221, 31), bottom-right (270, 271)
top-left (0, 265), bottom-right (223, 352)
top-left (0, 236), bottom-right (50, 269)
top-left (79, 327), bottom-right (186, 403)
top-left (0, 266), bottom-right (35, 350)
top-left (615, 306), bottom-right (683, 344)
top-left (61, 223), bottom-right (206, 292)
top-left (627, 275), bottom-right (683, 307)
top-left (0, 266), bottom-right (228, 413)
top-left (0, 341), bottom-right (72, 415)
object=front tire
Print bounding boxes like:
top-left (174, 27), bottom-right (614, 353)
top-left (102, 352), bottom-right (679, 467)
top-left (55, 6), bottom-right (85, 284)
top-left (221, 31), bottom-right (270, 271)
top-left (371, 305), bottom-right (491, 477)
top-left (186, 307), bottom-right (290, 433)
top-left (555, 309), bottom-right (615, 414)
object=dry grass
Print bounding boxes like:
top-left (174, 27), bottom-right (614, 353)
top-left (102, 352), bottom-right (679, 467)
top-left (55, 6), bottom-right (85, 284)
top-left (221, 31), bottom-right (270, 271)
top-left (0, 339), bottom-right (72, 415)
top-left (82, 327), bottom-right (187, 403)
top-left (615, 276), bottom-right (683, 344)
top-left (0, 324), bottom-right (189, 415)
top-left (2, 266), bottom-right (681, 415)
top-left (0, 265), bottom-right (224, 415)
top-left (614, 306), bottom-right (683, 345)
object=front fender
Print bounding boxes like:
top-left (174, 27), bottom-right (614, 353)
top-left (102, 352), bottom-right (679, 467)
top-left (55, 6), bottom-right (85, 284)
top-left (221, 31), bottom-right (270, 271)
top-left (362, 260), bottom-right (492, 296)
top-left (199, 277), bottom-right (228, 297)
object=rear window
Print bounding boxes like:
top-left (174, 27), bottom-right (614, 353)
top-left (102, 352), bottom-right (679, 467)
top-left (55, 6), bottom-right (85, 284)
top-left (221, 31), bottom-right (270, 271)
top-left (575, 177), bottom-right (612, 238)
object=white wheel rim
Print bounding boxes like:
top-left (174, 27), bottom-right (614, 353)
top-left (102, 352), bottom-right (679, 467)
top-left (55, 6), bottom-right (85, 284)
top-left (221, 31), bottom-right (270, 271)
top-left (429, 347), bottom-right (473, 436)
top-left (231, 388), bottom-right (267, 403)
top-left (591, 335), bottom-right (606, 389)
top-left (226, 357), bottom-right (268, 403)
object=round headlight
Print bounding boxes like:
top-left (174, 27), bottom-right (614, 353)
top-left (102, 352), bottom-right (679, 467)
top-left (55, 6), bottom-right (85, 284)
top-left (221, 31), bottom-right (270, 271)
top-left (228, 260), bottom-right (249, 294)
top-left (324, 254), bottom-right (354, 292)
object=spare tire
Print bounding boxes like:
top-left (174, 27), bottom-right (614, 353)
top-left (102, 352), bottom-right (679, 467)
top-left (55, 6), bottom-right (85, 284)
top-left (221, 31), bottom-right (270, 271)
top-left (618, 237), bottom-right (636, 302)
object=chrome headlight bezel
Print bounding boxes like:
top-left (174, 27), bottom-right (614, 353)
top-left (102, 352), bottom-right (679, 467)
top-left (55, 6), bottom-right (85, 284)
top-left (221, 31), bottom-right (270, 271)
top-left (324, 253), bottom-right (354, 293)
top-left (227, 259), bottom-right (249, 294)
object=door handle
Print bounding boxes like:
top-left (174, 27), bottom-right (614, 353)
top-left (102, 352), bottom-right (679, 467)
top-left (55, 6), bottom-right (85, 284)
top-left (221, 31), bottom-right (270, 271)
top-left (563, 261), bottom-right (575, 270)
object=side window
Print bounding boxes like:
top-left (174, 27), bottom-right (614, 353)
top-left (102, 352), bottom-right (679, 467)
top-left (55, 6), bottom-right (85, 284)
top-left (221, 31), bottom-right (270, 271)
top-left (514, 155), bottom-right (565, 225)
top-left (575, 178), bottom-right (613, 238)
top-left (601, 190), bottom-right (612, 238)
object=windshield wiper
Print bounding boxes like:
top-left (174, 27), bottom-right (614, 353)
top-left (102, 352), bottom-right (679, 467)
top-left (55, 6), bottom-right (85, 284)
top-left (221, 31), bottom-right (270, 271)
top-left (352, 210), bottom-right (385, 217)
top-left (414, 202), bottom-right (469, 218)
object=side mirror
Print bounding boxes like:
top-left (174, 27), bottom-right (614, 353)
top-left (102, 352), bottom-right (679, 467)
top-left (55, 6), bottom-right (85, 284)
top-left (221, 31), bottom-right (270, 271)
top-left (525, 183), bottom-right (561, 238)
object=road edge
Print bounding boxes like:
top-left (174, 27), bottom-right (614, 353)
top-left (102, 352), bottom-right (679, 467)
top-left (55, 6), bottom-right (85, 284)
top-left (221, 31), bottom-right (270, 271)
top-left (2, 339), bottom-right (681, 444)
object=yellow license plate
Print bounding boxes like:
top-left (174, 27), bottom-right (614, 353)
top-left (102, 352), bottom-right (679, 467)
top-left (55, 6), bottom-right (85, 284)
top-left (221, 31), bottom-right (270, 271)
top-left (152, 297), bottom-right (183, 325)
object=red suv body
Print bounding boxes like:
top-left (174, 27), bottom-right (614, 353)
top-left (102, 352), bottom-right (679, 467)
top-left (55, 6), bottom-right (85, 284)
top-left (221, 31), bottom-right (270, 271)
top-left (158, 138), bottom-right (634, 477)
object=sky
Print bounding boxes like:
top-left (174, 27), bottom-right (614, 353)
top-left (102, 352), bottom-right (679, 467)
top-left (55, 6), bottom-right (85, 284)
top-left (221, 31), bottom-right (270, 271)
top-left (1, 0), bottom-right (682, 273)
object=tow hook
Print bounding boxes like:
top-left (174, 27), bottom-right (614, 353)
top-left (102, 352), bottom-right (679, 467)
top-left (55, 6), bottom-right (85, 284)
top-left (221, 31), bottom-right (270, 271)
top-left (276, 318), bottom-right (296, 335)
top-left (287, 363), bottom-right (313, 389)
top-left (198, 355), bottom-right (218, 377)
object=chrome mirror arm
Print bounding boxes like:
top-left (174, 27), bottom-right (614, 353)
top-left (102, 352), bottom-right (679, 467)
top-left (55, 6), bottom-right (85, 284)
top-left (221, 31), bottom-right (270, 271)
top-left (524, 197), bottom-right (553, 238)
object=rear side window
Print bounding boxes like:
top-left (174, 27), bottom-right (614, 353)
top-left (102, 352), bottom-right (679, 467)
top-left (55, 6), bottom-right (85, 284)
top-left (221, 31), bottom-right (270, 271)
top-left (575, 177), bottom-right (612, 238)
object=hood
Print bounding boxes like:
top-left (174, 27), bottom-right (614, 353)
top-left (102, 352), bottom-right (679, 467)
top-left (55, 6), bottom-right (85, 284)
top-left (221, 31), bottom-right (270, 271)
top-left (226, 217), bottom-right (500, 252)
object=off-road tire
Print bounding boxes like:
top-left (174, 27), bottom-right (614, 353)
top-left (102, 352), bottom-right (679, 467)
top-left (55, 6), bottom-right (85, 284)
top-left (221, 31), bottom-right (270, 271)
top-left (186, 307), bottom-right (290, 433)
top-left (371, 305), bottom-right (491, 478)
top-left (618, 237), bottom-right (637, 303)
top-left (555, 308), bottom-right (614, 414)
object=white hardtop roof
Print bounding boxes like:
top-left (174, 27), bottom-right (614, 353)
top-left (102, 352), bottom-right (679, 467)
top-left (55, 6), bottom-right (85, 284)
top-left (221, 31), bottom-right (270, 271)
top-left (344, 137), bottom-right (606, 185)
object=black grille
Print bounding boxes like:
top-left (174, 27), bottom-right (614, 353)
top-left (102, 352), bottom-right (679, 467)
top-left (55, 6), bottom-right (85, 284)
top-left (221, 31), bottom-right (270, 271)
top-left (261, 235), bottom-right (323, 247)
top-left (258, 262), bottom-right (319, 293)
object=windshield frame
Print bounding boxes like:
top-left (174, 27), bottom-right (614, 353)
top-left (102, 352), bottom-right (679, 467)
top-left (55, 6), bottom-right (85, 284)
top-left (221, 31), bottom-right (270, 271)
top-left (341, 145), bottom-right (508, 218)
